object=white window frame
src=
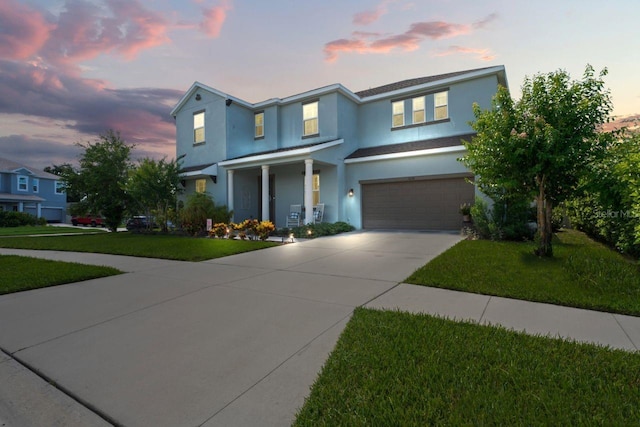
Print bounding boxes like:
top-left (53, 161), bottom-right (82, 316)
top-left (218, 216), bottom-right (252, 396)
top-left (17, 175), bottom-right (28, 192)
top-left (392, 101), bottom-right (405, 128)
top-left (434, 91), bottom-right (448, 120)
top-left (412, 96), bottom-right (426, 124)
top-left (194, 111), bottom-right (205, 144)
top-left (195, 178), bottom-right (206, 193)
top-left (32, 178), bottom-right (39, 193)
top-left (255, 112), bottom-right (264, 139)
top-left (302, 101), bottom-right (319, 137)
top-left (55, 181), bottom-right (65, 195)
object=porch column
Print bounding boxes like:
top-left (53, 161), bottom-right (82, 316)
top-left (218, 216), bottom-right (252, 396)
top-left (304, 159), bottom-right (313, 225)
top-left (18, 202), bottom-right (23, 212)
top-left (227, 170), bottom-right (234, 221)
top-left (36, 203), bottom-right (42, 218)
top-left (261, 165), bottom-right (270, 221)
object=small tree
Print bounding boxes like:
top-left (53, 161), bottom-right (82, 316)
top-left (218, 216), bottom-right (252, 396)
top-left (127, 157), bottom-right (183, 231)
top-left (76, 130), bottom-right (134, 232)
top-left (461, 65), bottom-right (613, 256)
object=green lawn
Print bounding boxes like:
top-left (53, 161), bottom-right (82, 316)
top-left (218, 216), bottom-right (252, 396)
top-left (406, 229), bottom-right (640, 316)
top-left (0, 255), bottom-right (121, 294)
top-left (295, 308), bottom-right (640, 426)
top-left (0, 233), bottom-right (278, 261)
top-left (0, 226), bottom-right (106, 236)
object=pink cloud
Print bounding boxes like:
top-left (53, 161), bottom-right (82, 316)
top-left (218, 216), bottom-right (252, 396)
top-left (0, 0), bottom-right (54, 60)
top-left (324, 13), bottom-right (498, 62)
top-left (200, 0), bottom-right (232, 38)
top-left (353, 0), bottom-right (395, 26)
top-left (42, 0), bottom-right (170, 66)
top-left (408, 21), bottom-right (470, 39)
top-left (435, 45), bottom-right (496, 61)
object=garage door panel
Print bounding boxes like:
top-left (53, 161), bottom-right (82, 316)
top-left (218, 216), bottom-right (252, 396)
top-left (362, 177), bottom-right (474, 230)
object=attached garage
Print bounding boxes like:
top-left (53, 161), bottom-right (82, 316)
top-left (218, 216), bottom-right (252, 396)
top-left (361, 175), bottom-right (474, 230)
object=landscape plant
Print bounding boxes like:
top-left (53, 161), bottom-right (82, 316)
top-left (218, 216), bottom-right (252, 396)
top-left (566, 129), bottom-right (640, 256)
top-left (0, 211), bottom-right (46, 227)
top-left (179, 192), bottom-right (232, 235)
top-left (461, 65), bottom-right (613, 256)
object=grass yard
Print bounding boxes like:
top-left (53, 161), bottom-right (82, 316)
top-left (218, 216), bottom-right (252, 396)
top-left (295, 308), bottom-right (640, 426)
top-left (0, 255), bottom-right (121, 294)
top-left (0, 226), bottom-right (105, 236)
top-left (406, 229), bottom-right (640, 316)
top-left (0, 232), bottom-right (278, 261)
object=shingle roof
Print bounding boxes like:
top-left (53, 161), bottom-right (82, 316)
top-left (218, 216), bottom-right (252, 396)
top-left (355, 67), bottom-right (496, 98)
top-left (224, 139), bottom-right (339, 161)
top-left (179, 163), bottom-right (216, 173)
top-left (346, 133), bottom-right (475, 159)
top-left (0, 157), bottom-right (59, 179)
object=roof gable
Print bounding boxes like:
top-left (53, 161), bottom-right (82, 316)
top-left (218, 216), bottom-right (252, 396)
top-left (0, 157), bottom-right (59, 179)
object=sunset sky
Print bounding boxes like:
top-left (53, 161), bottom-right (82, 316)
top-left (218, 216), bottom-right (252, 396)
top-left (1, 0), bottom-right (638, 169)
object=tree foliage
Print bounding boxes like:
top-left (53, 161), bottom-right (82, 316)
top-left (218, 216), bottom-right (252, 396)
top-left (76, 130), bottom-right (134, 231)
top-left (461, 65), bottom-right (613, 256)
top-left (127, 157), bottom-right (183, 231)
top-left (44, 163), bottom-right (82, 203)
top-left (566, 130), bottom-right (640, 256)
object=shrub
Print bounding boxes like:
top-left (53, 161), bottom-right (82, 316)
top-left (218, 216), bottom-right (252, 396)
top-left (286, 221), bottom-right (355, 238)
top-left (470, 197), bottom-right (534, 241)
top-left (0, 211), bottom-right (44, 227)
top-left (179, 192), bottom-right (232, 236)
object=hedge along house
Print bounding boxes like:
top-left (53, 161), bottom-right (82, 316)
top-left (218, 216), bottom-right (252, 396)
top-left (172, 66), bottom-right (507, 230)
top-left (0, 157), bottom-right (66, 222)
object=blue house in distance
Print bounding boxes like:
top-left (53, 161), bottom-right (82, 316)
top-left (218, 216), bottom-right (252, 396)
top-left (0, 157), bottom-right (67, 222)
top-left (171, 66), bottom-right (507, 230)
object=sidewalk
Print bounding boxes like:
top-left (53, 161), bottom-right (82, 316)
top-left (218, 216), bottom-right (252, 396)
top-left (0, 232), bottom-right (638, 426)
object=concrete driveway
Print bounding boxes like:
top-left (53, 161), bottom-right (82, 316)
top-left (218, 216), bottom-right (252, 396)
top-left (0, 231), bottom-right (462, 426)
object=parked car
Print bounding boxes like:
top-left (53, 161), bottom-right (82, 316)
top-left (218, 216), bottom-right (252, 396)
top-left (125, 216), bottom-right (156, 231)
top-left (71, 215), bottom-right (104, 227)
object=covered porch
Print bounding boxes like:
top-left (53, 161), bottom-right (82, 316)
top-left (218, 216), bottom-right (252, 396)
top-left (219, 140), bottom-right (345, 228)
top-left (0, 194), bottom-right (45, 217)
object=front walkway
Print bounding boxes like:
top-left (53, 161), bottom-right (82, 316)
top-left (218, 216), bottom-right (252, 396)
top-left (0, 231), bottom-right (638, 426)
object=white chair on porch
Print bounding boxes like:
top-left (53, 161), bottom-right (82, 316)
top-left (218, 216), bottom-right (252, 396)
top-left (313, 203), bottom-right (324, 224)
top-left (286, 204), bottom-right (302, 228)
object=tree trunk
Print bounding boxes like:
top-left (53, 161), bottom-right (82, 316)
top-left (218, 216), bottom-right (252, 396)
top-left (535, 175), bottom-right (553, 257)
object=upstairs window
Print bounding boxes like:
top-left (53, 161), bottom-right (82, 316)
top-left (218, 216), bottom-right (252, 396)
top-left (303, 101), bottom-right (318, 136)
top-left (55, 181), bottom-right (65, 194)
top-left (32, 178), bottom-right (39, 193)
top-left (435, 91), bottom-right (448, 120)
top-left (194, 111), bottom-right (205, 144)
top-left (392, 101), bottom-right (404, 127)
top-left (255, 112), bottom-right (264, 138)
top-left (195, 178), bottom-right (206, 193)
top-left (412, 96), bottom-right (425, 124)
top-left (17, 175), bottom-right (27, 191)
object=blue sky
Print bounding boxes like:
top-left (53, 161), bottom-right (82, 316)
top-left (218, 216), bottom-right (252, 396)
top-left (1, 0), bottom-right (638, 169)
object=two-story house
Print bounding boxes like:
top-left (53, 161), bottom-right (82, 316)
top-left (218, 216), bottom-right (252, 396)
top-left (171, 66), bottom-right (507, 230)
top-left (0, 157), bottom-right (67, 222)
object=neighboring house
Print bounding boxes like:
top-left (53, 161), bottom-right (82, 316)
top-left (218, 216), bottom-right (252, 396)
top-left (0, 157), bottom-right (66, 222)
top-left (172, 66), bottom-right (508, 230)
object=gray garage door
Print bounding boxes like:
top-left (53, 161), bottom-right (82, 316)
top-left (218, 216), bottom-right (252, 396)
top-left (362, 176), bottom-right (474, 230)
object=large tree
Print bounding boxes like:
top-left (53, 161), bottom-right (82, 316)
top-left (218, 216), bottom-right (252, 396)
top-left (127, 157), bottom-right (183, 231)
top-left (76, 130), bottom-right (134, 231)
top-left (461, 65), bottom-right (613, 256)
